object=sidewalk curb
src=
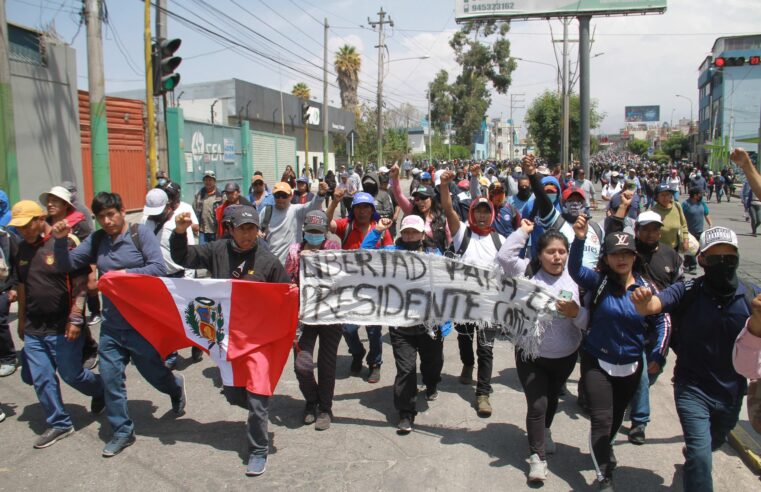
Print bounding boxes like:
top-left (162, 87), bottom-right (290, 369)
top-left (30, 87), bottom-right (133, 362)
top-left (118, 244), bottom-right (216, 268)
top-left (729, 426), bottom-right (761, 474)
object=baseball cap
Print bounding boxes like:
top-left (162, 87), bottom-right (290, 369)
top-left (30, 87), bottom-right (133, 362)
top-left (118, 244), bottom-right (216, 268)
top-left (378, 166), bottom-right (390, 174)
top-left (699, 226), bottom-right (738, 253)
top-left (611, 171), bottom-right (620, 178)
top-left (273, 182), bottom-right (293, 195)
top-left (655, 183), bottom-right (675, 195)
top-left (303, 210), bottom-right (329, 233)
top-left (636, 211), bottom-right (664, 227)
top-left (203, 170), bottom-right (216, 179)
top-left (411, 168), bottom-right (421, 176)
top-left (251, 175), bottom-right (264, 184)
top-left (562, 186), bottom-right (586, 202)
top-left (8, 200), bottom-right (46, 227)
top-left (224, 182), bottom-right (240, 193)
top-left (457, 179), bottom-right (470, 190)
top-left (296, 176), bottom-right (309, 184)
top-left (39, 186), bottom-right (73, 208)
top-left (421, 172), bottom-right (432, 180)
top-left (412, 185), bottom-right (434, 198)
top-left (143, 188), bottom-right (168, 216)
top-left (229, 205), bottom-right (260, 228)
top-left (603, 232), bottom-right (636, 255)
top-left (536, 165), bottom-right (550, 175)
top-left (339, 172), bottom-right (349, 178)
top-left (513, 165), bottom-right (522, 173)
top-left (400, 215), bottom-right (425, 233)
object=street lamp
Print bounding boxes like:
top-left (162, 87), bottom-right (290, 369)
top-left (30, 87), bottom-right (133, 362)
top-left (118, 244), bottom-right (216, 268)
top-left (388, 55), bottom-right (430, 63)
top-left (675, 94), bottom-right (694, 125)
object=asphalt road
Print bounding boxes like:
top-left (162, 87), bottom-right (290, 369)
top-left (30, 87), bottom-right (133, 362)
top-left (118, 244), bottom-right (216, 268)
top-left (1, 188), bottom-right (760, 491)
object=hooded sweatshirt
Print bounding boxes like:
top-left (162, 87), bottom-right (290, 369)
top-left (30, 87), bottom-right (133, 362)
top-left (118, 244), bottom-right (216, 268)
top-left (0, 190), bottom-right (10, 227)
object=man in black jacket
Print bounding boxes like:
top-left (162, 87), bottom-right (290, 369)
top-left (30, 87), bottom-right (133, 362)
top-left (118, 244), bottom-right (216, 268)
top-left (169, 205), bottom-right (289, 477)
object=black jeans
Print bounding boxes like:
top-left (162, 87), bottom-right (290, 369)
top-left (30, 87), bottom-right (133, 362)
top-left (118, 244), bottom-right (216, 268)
top-left (222, 386), bottom-right (270, 458)
top-left (389, 327), bottom-right (443, 417)
top-left (294, 324), bottom-right (342, 412)
top-left (516, 349), bottom-right (578, 459)
top-left (0, 291), bottom-right (16, 364)
top-left (456, 323), bottom-right (493, 396)
top-left (580, 350), bottom-right (642, 479)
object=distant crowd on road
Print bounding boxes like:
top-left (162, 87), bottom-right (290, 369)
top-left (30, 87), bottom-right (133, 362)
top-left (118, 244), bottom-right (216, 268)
top-left (1, 148), bottom-right (761, 490)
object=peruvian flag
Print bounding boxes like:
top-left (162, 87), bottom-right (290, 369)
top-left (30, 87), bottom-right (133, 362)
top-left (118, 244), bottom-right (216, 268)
top-left (98, 272), bottom-right (299, 396)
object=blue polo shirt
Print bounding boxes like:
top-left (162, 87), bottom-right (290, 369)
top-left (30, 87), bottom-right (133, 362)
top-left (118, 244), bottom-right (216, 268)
top-left (680, 199), bottom-right (709, 237)
top-left (657, 278), bottom-right (760, 404)
top-left (54, 224), bottom-right (167, 331)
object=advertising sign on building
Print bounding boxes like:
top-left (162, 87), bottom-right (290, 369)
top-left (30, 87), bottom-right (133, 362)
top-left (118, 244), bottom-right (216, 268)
top-left (625, 105), bottom-right (661, 123)
top-left (455, 0), bottom-right (667, 21)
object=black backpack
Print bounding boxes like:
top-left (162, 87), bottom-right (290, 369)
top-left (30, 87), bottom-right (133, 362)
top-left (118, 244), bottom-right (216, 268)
top-left (260, 205), bottom-right (274, 235)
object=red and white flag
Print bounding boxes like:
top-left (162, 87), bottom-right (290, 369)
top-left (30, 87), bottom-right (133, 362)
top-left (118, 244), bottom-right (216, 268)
top-left (98, 272), bottom-right (299, 396)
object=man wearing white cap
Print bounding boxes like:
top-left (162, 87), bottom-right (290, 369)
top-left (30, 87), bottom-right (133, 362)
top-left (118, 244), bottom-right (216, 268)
top-left (626, 210), bottom-right (684, 445)
top-left (631, 226), bottom-right (761, 492)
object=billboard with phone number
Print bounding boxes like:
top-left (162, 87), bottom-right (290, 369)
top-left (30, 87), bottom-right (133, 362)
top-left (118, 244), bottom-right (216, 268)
top-left (455, 0), bottom-right (667, 21)
top-left (625, 105), bottom-right (661, 123)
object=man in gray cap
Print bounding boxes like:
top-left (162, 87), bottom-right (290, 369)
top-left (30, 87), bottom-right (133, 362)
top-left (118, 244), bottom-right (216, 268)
top-left (170, 204), bottom-right (289, 477)
top-left (193, 170), bottom-right (223, 244)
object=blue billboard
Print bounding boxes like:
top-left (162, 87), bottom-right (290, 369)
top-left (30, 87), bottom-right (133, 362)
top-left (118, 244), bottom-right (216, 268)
top-left (625, 105), bottom-right (661, 122)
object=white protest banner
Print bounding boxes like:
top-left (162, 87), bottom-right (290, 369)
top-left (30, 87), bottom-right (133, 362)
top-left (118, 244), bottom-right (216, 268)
top-left (299, 249), bottom-right (558, 357)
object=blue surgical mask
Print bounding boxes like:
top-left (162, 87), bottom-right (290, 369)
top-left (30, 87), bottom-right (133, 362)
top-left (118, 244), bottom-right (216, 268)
top-left (304, 232), bottom-right (325, 246)
top-left (546, 193), bottom-right (558, 203)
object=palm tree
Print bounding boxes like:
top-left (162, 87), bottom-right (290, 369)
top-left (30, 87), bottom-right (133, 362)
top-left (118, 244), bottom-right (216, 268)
top-left (334, 45), bottom-right (361, 114)
top-left (291, 82), bottom-right (311, 101)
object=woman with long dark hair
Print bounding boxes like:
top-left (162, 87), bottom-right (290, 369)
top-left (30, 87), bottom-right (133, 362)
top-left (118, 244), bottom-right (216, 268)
top-left (568, 215), bottom-right (669, 491)
top-left (281, 165), bottom-right (297, 190)
top-left (497, 219), bottom-right (587, 483)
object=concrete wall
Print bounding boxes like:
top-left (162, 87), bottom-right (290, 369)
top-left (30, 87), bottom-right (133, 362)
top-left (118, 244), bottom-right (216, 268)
top-left (10, 36), bottom-right (82, 202)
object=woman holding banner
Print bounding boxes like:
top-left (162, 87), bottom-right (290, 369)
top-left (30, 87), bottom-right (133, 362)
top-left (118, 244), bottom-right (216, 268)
top-left (360, 215), bottom-right (448, 434)
top-left (285, 211), bottom-right (343, 431)
top-left (496, 219), bottom-right (587, 483)
top-left (568, 215), bottom-right (669, 491)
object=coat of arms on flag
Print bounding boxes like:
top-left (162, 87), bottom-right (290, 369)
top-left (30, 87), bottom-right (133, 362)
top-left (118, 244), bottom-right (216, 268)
top-left (185, 297), bottom-right (225, 351)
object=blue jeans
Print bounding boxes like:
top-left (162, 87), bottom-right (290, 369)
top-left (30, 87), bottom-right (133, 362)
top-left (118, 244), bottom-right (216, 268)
top-left (629, 352), bottom-right (662, 426)
top-left (342, 324), bottom-right (382, 366)
top-left (674, 383), bottom-right (742, 492)
top-left (99, 325), bottom-right (182, 438)
top-left (22, 333), bottom-right (104, 429)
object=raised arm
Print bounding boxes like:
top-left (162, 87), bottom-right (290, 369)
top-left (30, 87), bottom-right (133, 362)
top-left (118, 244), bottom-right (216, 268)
top-left (438, 170), bottom-right (461, 237)
top-left (51, 220), bottom-right (95, 272)
top-left (169, 212), bottom-right (214, 270)
top-left (496, 220), bottom-right (532, 276)
top-left (567, 215), bottom-right (600, 290)
top-left (389, 164), bottom-right (413, 215)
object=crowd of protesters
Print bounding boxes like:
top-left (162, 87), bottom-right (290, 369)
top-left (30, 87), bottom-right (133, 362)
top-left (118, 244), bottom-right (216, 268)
top-left (1, 148), bottom-right (761, 491)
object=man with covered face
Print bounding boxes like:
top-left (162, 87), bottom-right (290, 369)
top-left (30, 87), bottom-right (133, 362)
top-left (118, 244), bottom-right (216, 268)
top-left (439, 169), bottom-right (506, 418)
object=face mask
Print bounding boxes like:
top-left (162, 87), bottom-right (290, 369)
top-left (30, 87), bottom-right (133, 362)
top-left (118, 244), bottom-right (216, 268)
top-left (562, 201), bottom-right (585, 218)
top-left (303, 232), bottom-right (325, 246)
top-left (703, 260), bottom-right (739, 297)
top-left (696, 172), bottom-right (702, 178)
top-left (400, 240), bottom-right (422, 251)
top-left (157, 178), bottom-right (168, 187)
top-left (546, 193), bottom-right (558, 203)
top-left (517, 187), bottom-right (531, 200)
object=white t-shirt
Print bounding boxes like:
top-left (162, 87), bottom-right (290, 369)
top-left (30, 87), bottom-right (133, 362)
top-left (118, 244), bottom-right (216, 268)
top-left (452, 222), bottom-right (505, 268)
top-left (142, 203), bottom-right (197, 277)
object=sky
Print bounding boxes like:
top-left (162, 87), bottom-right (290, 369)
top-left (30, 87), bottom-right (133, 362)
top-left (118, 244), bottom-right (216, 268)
top-left (6, 0), bottom-right (761, 135)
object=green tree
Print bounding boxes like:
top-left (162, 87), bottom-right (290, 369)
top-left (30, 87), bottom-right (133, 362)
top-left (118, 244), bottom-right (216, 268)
top-left (334, 45), bottom-right (361, 116)
top-left (660, 133), bottom-right (690, 161)
top-left (291, 82), bottom-right (310, 100)
top-left (524, 91), bottom-right (604, 164)
top-left (628, 138), bottom-right (649, 156)
top-left (428, 21), bottom-right (517, 147)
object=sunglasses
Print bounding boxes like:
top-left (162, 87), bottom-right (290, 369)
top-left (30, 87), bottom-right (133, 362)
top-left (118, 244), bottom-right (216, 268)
top-left (701, 254), bottom-right (739, 268)
top-left (274, 193), bottom-right (290, 199)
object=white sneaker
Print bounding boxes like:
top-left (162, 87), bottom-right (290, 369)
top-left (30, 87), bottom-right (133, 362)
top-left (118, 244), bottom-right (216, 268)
top-left (0, 409), bottom-right (6, 423)
top-left (545, 428), bottom-right (557, 454)
top-left (528, 453), bottom-right (548, 482)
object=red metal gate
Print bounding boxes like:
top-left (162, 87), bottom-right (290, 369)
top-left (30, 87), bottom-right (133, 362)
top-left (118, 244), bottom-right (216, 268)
top-left (79, 91), bottom-right (147, 210)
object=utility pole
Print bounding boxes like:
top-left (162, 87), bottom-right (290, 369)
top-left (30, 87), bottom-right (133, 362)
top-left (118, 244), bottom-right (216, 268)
top-left (578, 16), bottom-right (591, 176)
top-left (510, 93), bottom-right (525, 159)
top-left (85, 0), bottom-right (111, 192)
top-left (0, 0), bottom-right (19, 202)
top-left (369, 8), bottom-right (393, 166)
top-left (427, 91), bottom-right (432, 163)
top-left (155, 0), bottom-right (167, 179)
top-left (143, 0), bottom-right (157, 188)
top-left (561, 18), bottom-right (570, 172)
top-left (322, 17), bottom-right (329, 176)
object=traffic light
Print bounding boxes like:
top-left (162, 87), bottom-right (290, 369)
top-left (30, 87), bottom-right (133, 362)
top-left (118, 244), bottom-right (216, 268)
top-left (713, 56), bottom-right (754, 68)
top-left (152, 37), bottom-right (182, 96)
top-left (301, 102), bottom-right (310, 124)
